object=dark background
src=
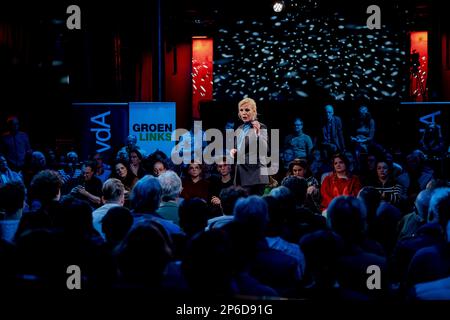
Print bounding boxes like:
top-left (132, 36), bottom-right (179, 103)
top-left (0, 0), bottom-right (448, 157)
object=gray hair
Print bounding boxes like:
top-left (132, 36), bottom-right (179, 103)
top-left (233, 195), bottom-right (269, 235)
top-left (102, 178), bottom-right (125, 202)
top-left (269, 186), bottom-right (291, 199)
top-left (130, 175), bottom-right (162, 213)
top-left (427, 187), bottom-right (450, 225)
top-left (415, 189), bottom-right (433, 220)
top-left (158, 170), bottom-right (182, 201)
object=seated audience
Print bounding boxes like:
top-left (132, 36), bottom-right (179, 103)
top-left (0, 153), bottom-right (23, 187)
top-left (92, 178), bottom-right (125, 238)
top-left (405, 188), bottom-right (450, 288)
top-left (327, 196), bottom-right (387, 299)
top-left (157, 170), bottom-right (183, 225)
top-left (367, 159), bottom-right (405, 207)
top-left (129, 148), bottom-right (147, 179)
top-left (71, 161), bottom-right (103, 208)
top-left (206, 186), bottom-right (248, 231)
top-left (180, 162), bottom-right (209, 202)
top-left (283, 117), bottom-right (313, 159)
top-left (101, 206), bottom-right (133, 250)
top-left (0, 181), bottom-right (25, 242)
top-left (320, 153), bottom-right (362, 213)
top-left (287, 158), bottom-right (320, 212)
top-left (110, 160), bottom-right (138, 204)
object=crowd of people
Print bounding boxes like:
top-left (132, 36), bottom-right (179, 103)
top-left (0, 101), bottom-right (449, 301)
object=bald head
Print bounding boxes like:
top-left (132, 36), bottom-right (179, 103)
top-left (325, 105), bottom-right (334, 120)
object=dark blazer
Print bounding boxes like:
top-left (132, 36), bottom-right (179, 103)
top-left (322, 115), bottom-right (345, 151)
top-left (233, 122), bottom-right (270, 187)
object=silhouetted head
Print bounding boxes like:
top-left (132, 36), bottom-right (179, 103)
top-left (414, 189), bottom-right (433, 221)
top-left (30, 170), bottom-right (63, 204)
top-left (6, 116), bottom-right (19, 133)
top-left (130, 175), bottom-right (162, 213)
top-left (126, 135), bottom-right (137, 148)
top-left (114, 220), bottom-right (172, 286)
top-left (233, 195), bottom-right (269, 239)
top-left (179, 198), bottom-right (209, 237)
top-left (327, 196), bottom-right (367, 244)
top-left (280, 176), bottom-right (308, 206)
top-left (219, 186), bottom-right (248, 215)
top-left (31, 151), bottom-right (46, 170)
top-left (427, 188), bottom-right (450, 228)
top-left (101, 206), bottom-right (133, 244)
top-left (182, 229), bottom-right (234, 296)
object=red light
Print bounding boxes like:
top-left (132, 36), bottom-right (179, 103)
top-left (192, 38), bottom-right (213, 118)
top-left (410, 31), bottom-right (428, 101)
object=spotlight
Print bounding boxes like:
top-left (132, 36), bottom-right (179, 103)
top-left (273, 0), bottom-right (285, 13)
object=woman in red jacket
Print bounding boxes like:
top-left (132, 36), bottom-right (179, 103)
top-left (320, 153), bottom-right (362, 213)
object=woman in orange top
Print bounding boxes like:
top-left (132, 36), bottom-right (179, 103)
top-left (320, 153), bottom-right (362, 212)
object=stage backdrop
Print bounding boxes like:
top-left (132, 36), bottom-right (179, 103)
top-left (72, 103), bottom-right (129, 162)
top-left (129, 102), bottom-right (176, 157)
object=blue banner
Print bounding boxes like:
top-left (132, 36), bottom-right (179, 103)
top-left (129, 102), bottom-right (176, 157)
top-left (72, 103), bottom-right (129, 162)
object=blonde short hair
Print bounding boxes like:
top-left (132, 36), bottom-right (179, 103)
top-left (238, 98), bottom-right (257, 121)
top-left (102, 178), bottom-right (125, 201)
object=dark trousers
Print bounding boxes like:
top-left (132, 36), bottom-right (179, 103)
top-left (235, 169), bottom-right (266, 196)
top-left (243, 184), bottom-right (266, 196)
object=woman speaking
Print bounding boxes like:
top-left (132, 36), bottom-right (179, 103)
top-left (230, 98), bottom-right (269, 195)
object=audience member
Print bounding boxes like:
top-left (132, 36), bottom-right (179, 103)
top-left (0, 181), bottom-right (25, 242)
top-left (157, 170), bottom-right (182, 225)
top-left (0, 153), bottom-right (23, 187)
top-left (0, 116), bottom-right (31, 171)
top-left (206, 186), bottom-right (248, 231)
top-left (129, 148), bottom-right (147, 179)
top-left (92, 178), bottom-right (125, 238)
top-left (71, 161), bottom-right (103, 208)
top-left (101, 206), bottom-right (133, 249)
top-left (321, 104), bottom-right (345, 158)
top-left (284, 117), bottom-right (313, 159)
top-left (93, 153), bottom-right (111, 183)
top-left (180, 162), bottom-right (209, 202)
top-left (320, 153), bottom-right (362, 213)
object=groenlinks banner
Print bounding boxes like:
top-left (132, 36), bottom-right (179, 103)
top-left (129, 102), bottom-right (176, 157)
